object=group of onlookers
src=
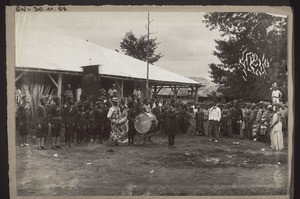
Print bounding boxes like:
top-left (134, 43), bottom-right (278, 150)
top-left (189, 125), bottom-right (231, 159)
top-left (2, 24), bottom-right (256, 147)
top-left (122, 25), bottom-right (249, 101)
top-left (191, 100), bottom-right (287, 150)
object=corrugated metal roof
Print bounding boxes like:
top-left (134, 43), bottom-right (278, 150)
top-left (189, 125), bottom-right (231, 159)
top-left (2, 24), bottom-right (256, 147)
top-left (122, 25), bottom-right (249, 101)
top-left (16, 30), bottom-right (199, 85)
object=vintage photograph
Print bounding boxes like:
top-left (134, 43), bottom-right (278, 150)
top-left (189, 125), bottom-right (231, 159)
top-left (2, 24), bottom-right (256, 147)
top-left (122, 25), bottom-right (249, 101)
top-left (10, 7), bottom-right (291, 197)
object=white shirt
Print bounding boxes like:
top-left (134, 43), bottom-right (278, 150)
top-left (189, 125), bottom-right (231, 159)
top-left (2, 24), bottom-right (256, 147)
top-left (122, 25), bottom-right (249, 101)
top-left (76, 88), bottom-right (82, 102)
top-left (208, 106), bottom-right (221, 122)
top-left (272, 90), bottom-right (282, 98)
top-left (133, 89), bottom-right (142, 99)
top-left (107, 106), bottom-right (120, 119)
top-left (193, 108), bottom-right (198, 114)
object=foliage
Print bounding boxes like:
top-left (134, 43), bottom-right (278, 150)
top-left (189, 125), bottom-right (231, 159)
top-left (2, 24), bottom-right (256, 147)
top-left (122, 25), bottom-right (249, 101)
top-left (203, 12), bottom-right (287, 101)
top-left (16, 79), bottom-right (56, 123)
top-left (120, 31), bottom-right (163, 64)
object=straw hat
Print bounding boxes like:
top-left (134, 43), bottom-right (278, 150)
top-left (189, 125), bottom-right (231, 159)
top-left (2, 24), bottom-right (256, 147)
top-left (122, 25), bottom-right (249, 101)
top-left (112, 97), bottom-right (119, 103)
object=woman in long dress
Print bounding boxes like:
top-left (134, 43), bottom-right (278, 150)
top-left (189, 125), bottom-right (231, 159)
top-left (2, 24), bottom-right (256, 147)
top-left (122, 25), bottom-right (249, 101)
top-left (202, 103), bottom-right (210, 136)
top-left (195, 104), bottom-right (205, 136)
top-left (270, 104), bottom-right (284, 150)
top-left (187, 107), bottom-right (196, 136)
top-left (107, 97), bottom-right (128, 146)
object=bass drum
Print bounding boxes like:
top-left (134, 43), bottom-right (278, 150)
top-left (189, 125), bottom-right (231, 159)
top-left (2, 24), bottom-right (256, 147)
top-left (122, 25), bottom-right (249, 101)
top-left (134, 112), bottom-right (157, 134)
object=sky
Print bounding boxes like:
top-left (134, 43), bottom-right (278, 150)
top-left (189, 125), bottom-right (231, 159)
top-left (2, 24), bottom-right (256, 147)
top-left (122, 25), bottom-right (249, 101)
top-left (16, 12), bottom-right (223, 79)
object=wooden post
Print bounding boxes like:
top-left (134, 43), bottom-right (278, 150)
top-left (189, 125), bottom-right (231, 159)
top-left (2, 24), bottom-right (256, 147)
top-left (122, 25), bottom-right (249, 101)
top-left (189, 86), bottom-right (194, 99)
top-left (15, 71), bottom-right (26, 82)
top-left (149, 84), bottom-right (153, 99)
top-left (195, 86), bottom-right (199, 103)
top-left (156, 85), bottom-right (163, 94)
top-left (57, 74), bottom-right (62, 98)
top-left (153, 85), bottom-right (157, 97)
top-left (174, 85), bottom-right (177, 100)
top-left (47, 73), bottom-right (59, 88)
top-left (121, 80), bottom-right (124, 98)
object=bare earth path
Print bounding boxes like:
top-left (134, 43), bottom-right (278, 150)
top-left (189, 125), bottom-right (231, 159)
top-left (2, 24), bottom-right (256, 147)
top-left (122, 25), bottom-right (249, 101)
top-left (16, 134), bottom-right (288, 196)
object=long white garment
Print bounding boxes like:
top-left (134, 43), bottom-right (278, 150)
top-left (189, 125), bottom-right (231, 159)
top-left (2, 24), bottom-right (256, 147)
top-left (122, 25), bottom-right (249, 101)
top-left (76, 88), bottom-right (82, 102)
top-left (270, 113), bottom-right (284, 150)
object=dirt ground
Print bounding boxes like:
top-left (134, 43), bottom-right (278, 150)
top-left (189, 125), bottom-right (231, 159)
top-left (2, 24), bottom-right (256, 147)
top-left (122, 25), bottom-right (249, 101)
top-left (16, 134), bottom-right (288, 196)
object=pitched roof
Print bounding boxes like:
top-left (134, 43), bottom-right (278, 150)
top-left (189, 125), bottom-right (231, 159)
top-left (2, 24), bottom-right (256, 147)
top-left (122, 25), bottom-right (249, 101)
top-left (16, 30), bottom-right (199, 86)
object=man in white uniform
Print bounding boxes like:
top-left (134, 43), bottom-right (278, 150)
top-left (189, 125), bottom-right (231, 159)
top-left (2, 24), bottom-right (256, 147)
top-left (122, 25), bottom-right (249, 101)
top-left (208, 101), bottom-right (222, 142)
top-left (271, 83), bottom-right (282, 104)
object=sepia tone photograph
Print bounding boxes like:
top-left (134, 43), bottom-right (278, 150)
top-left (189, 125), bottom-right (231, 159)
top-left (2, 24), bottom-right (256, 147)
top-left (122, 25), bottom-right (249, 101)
top-left (7, 6), bottom-right (293, 197)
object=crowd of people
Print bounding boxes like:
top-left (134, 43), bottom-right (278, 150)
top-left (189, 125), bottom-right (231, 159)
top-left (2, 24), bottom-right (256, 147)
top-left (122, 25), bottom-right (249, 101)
top-left (16, 83), bottom-right (288, 151)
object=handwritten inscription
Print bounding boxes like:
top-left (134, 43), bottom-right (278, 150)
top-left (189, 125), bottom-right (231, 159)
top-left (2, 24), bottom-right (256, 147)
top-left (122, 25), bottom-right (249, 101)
top-left (16, 6), bottom-right (67, 12)
top-left (239, 47), bottom-right (271, 81)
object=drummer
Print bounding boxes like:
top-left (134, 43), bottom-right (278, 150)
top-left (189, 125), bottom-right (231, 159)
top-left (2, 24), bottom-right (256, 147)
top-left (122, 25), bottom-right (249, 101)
top-left (107, 97), bottom-right (121, 146)
top-left (107, 97), bottom-right (127, 146)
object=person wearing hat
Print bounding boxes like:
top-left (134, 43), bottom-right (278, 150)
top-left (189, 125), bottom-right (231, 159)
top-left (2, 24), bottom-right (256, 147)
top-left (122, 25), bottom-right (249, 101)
top-left (80, 101), bottom-right (90, 145)
top-left (87, 102), bottom-right (96, 144)
top-left (63, 84), bottom-right (74, 103)
top-left (44, 95), bottom-right (53, 145)
top-left (48, 96), bottom-right (63, 149)
top-left (63, 97), bottom-right (76, 147)
top-left (36, 96), bottom-right (48, 150)
top-left (229, 100), bottom-right (243, 144)
top-left (127, 100), bottom-right (138, 145)
top-left (94, 98), bottom-right (105, 143)
top-left (75, 101), bottom-right (84, 146)
top-left (107, 97), bottom-right (121, 146)
top-left (180, 103), bottom-right (189, 134)
top-left (17, 95), bottom-right (32, 147)
top-left (270, 103), bottom-right (284, 150)
top-left (99, 88), bottom-right (106, 98)
top-left (220, 103), bottom-right (230, 137)
top-left (152, 100), bottom-right (163, 134)
top-left (165, 100), bottom-right (179, 148)
top-left (258, 103), bottom-right (271, 142)
top-left (133, 86), bottom-right (142, 100)
top-left (270, 83), bottom-right (282, 104)
top-left (102, 100), bottom-right (112, 141)
top-left (108, 84), bottom-right (118, 99)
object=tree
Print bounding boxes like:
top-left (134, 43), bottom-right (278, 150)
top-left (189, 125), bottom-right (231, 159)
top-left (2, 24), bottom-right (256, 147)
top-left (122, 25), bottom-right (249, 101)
top-left (203, 12), bottom-right (287, 101)
top-left (120, 31), bottom-right (163, 64)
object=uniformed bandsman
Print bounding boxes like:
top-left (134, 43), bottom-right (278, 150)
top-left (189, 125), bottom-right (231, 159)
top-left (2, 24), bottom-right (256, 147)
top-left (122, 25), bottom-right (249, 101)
top-left (36, 96), bottom-right (48, 150)
top-left (88, 102), bottom-right (96, 144)
top-left (17, 95), bottom-right (32, 147)
top-left (49, 96), bottom-right (62, 149)
top-left (75, 101), bottom-right (83, 146)
top-left (95, 97), bottom-right (105, 143)
top-left (63, 97), bottom-right (76, 147)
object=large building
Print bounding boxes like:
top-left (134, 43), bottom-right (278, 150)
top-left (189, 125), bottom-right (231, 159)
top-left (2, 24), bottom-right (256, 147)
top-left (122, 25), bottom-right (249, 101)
top-left (15, 31), bottom-right (200, 102)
